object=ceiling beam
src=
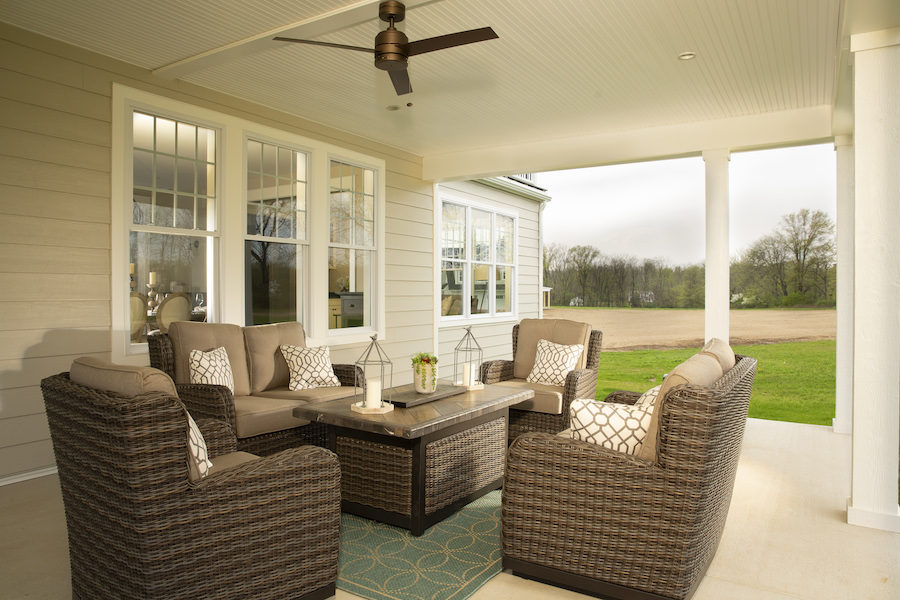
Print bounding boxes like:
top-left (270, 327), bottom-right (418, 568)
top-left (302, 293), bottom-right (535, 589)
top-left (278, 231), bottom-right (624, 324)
top-left (422, 107), bottom-right (834, 182)
top-left (153, 0), bottom-right (441, 80)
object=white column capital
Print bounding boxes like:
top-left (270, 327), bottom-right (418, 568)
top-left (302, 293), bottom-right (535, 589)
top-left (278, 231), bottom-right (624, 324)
top-left (851, 27), bottom-right (900, 53)
top-left (834, 135), bottom-right (853, 148)
top-left (702, 148), bottom-right (731, 163)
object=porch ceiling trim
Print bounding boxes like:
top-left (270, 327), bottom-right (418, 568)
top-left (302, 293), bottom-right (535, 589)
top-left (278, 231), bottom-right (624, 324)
top-left (422, 105), bottom-right (833, 182)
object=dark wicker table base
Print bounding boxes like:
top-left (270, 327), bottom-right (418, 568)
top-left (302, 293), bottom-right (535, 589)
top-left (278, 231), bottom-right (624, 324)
top-left (333, 411), bottom-right (508, 536)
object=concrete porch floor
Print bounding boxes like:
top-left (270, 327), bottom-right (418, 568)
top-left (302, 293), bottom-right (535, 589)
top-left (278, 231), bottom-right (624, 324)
top-left (2, 418), bottom-right (897, 600)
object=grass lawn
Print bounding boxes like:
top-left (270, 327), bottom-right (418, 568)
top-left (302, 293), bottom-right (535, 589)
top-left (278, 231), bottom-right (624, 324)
top-left (596, 340), bottom-right (836, 426)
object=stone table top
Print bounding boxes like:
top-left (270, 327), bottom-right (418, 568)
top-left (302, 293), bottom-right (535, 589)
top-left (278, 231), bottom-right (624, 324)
top-left (292, 383), bottom-right (533, 439)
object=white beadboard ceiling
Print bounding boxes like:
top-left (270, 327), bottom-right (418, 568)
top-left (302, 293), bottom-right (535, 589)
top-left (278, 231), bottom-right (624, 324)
top-left (2, 0), bottom-right (898, 169)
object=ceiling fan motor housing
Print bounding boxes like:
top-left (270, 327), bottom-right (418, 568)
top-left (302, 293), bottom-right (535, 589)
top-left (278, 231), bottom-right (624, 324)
top-left (375, 26), bottom-right (408, 71)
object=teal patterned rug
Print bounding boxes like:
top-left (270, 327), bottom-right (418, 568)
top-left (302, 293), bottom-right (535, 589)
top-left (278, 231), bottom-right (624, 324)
top-left (337, 491), bottom-right (502, 600)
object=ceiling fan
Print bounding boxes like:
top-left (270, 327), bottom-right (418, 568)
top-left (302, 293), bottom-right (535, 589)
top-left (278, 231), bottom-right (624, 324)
top-left (274, 0), bottom-right (498, 96)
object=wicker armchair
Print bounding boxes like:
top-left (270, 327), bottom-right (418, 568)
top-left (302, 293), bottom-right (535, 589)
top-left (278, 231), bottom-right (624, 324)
top-left (480, 319), bottom-right (602, 439)
top-left (501, 354), bottom-right (757, 600)
top-left (42, 371), bottom-right (341, 600)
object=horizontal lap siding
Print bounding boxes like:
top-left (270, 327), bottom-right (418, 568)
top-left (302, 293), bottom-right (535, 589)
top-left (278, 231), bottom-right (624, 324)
top-left (0, 23), bottom-right (430, 480)
top-left (436, 180), bottom-right (545, 378)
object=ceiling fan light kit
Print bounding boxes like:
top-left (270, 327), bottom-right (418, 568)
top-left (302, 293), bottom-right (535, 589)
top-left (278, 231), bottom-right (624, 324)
top-left (274, 1), bottom-right (498, 96)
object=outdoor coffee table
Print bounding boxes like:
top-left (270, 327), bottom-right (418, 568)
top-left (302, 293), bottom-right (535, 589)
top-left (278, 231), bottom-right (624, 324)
top-left (292, 383), bottom-right (533, 536)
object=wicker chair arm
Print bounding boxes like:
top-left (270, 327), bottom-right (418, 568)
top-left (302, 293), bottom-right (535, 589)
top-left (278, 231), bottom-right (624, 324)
top-left (176, 383), bottom-right (237, 425)
top-left (195, 445), bottom-right (340, 491)
top-left (196, 418), bottom-right (237, 457)
top-left (480, 359), bottom-right (515, 384)
top-left (147, 331), bottom-right (176, 379)
top-left (563, 367), bottom-right (600, 401)
top-left (604, 390), bottom-right (642, 405)
top-left (332, 363), bottom-right (364, 388)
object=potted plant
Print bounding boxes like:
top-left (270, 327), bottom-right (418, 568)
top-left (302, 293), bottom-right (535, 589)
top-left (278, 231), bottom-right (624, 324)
top-left (411, 352), bottom-right (439, 394)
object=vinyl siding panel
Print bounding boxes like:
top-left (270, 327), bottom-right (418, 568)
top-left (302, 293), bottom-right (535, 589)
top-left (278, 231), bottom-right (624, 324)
top-left (0, 23), bottom-right (433, 481)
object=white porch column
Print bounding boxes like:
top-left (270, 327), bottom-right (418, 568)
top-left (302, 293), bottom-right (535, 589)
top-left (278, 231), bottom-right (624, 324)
top-left (847, 28), bottom-right (900, 532)
top-left (702, 149), bottom-right (730, 343)
top-left (832, 135), bottom-right (854, 435)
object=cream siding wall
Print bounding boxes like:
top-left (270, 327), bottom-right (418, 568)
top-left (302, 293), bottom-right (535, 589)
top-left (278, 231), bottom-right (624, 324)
top-left (0, 23), bottom-right (433, 481)
top-left (435, 179), bottom-right (546, 379)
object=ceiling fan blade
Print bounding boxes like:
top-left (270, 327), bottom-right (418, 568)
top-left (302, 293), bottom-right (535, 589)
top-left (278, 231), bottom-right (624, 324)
top-left (388, 69), bottom-right (413, 95)
top-left (406, 27), bottom-right (498, 57)
top-left (273, 37), bottom-right (375, 54)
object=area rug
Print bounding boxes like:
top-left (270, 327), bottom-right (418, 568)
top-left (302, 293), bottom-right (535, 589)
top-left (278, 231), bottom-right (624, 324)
top-left (338, 491), bottom-right (502, 600)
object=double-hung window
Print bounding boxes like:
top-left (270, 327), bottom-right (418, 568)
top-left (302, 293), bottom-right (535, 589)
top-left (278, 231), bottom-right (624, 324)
top-left (245, 139), bottom-right (308, 325)
top-left (129, 111), bottom-right (218, 344)
top-left (441, 200), bottom-right (516, 318)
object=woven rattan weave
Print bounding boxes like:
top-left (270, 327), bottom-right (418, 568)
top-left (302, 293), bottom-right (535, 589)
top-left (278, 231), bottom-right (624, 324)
top-left (480, 325), bottom-right (603, 439)
top-left (501, 355), bottom-right (757, 600)
top-left (41, 372), bottom-right (341, 600)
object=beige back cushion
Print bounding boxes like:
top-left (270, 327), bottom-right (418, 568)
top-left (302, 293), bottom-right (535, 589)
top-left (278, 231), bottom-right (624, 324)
top-left (70, 356), bottom-right (177, 398)
top-left (700, 337), bottom-right (736, 372)
top-left (243, 321), bottom-right (307, 394)
top-left (514, 319), bottom-right (592, 380)
top-left (168, 322), bottom-right (251, 396)
top-left (637, 353), bottom-right (724, 462)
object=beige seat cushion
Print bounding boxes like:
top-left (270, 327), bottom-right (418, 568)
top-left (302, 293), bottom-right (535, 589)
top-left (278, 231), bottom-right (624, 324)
top-left (492, 378), bottom-right (565, 415)
top-left (700, 337), bottom-right (736, 372)
top-left (638, 353), bottom-right (723, 462)
top-left (70, 356), bottom-right (177, 398)
top-left (243, 322), bottom-right (307, 394)
top-left (208, 451), bottom-right (259, 477)
top-left (514, 319), bottom-right (591, 380)
top-left (169, 322), bottom-right (251, 396)
top-left (254, 386), bottom-right (359, 404)
top-left (233, 396), bottom-right (311, 439)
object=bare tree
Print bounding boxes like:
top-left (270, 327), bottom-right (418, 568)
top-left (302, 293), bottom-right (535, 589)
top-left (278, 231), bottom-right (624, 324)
top-left (778, 209), bottom-right (834, 295)
top-left (567, 245), bottom-right (600, 306)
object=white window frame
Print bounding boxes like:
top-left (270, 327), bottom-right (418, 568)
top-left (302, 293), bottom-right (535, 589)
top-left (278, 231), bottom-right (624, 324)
top-left (111, 85), bottom-right (386, 362)
top-left (437, 192), bottom-right (518, 325)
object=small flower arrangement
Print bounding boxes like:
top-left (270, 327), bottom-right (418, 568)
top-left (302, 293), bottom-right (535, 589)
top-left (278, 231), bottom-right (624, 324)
top-left (411, 352), bottom-right (438, 391)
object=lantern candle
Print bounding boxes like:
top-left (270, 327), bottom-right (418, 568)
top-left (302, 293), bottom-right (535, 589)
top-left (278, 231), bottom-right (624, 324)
top-left (365, 378), bottom-right (382, 409)
top-left (462, 362), bottom-right (472, 386)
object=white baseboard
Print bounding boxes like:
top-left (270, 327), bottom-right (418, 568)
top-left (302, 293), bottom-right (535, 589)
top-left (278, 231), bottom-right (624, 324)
top-left (0, 466), bottom-right (58, 487)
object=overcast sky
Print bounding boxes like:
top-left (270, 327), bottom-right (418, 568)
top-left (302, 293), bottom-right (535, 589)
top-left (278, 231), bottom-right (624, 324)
top-left (536, 143), bottom-right (837, 266)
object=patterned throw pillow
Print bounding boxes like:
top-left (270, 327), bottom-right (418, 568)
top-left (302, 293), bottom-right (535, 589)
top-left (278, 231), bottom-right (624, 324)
top-left (185, 410), bottom-right (213, 482)
top-left (281, 345), bottom-right (341, 390)
top-left (189, 346), bottom-right (234, 394)
top-left (526, 338), bottom-right (584, 386)
top-left (634, 384), bottom-right (662, 408)
top-left (569, 398), bottom-right (653, 455)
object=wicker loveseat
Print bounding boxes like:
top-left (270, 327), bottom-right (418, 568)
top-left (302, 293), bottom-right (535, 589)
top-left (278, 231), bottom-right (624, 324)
top-left (502, 349), bottom-right (757, 600)
top-left (42, 360), bottom-right (341, 600)
top-left (480, 318), bottom-right (602, 439)
top-left (149, 320), bottom-right (361, 455)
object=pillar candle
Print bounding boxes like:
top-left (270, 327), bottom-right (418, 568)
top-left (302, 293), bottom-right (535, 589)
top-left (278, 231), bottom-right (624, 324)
top-left (463, 362), bottom-right (472, 386)
top-left (365, 378), bottom-right (382, 408)
top-left (129, 263), bottom-right (135, 275)
top-left (149, 271), bottom-right (157, 285)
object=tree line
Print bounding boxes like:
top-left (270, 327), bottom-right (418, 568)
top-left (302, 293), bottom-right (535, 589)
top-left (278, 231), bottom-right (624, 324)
top-left (544, 209), bottom-right (835, 309)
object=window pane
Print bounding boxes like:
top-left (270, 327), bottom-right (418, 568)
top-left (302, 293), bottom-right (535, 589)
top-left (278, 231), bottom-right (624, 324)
top-left (155, 192), bottom-right (174, 226)
top-left (156, 118), bottom-right (176, 155)
top-left (472, 209), bottom-right (492, 262)
top-left (441, 203), bottom-right (466, 260)
top-left (133, 149), bottom-right (152, 188)
top-left (156, 154), bottom-right (175, 191)
top-left (328, 248), bottom-right (371, 329)
top-left (441, 261), bottom-right (463, 316)
top-left (471, 263), bottom-right (490, 315)
top-left (133, 189), bottom-right (152, 225)
top-left (177, 122), bottom-right (195, 158)
top-left (129, 231), bottom-right (209, 343)
top-left (245, 240), bottom-right (298, 325)
top-left (133, 112), bottom-right (154, 150)
top-left (496, 215), bottom-right (514, 264)
top-left (248, 140), bottom-right (306, 242)
top-left (175, 195), bottom-right (194, 229)
top-left (496, 265), bottom-right (513, 313)
top-left (176, 158), bottom-right (195, 194)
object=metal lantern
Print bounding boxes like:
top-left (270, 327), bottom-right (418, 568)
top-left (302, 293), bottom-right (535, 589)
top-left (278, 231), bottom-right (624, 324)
top-left (454, 326), bottom-right (484, 389)
top-left (355, 334), bottom-right (393, 408)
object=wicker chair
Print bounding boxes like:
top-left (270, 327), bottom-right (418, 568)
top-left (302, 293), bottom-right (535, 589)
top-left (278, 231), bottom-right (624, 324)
top-left (42, 370), bottom-right (341, 600)
top-left (480, 319), bottom-right (602, 439)
top-left (501, 354), bottom-right (757, 600)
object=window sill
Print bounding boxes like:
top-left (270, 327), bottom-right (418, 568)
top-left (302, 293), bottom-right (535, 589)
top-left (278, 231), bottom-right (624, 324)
top-left (439, 314), bottom-right (518, 329)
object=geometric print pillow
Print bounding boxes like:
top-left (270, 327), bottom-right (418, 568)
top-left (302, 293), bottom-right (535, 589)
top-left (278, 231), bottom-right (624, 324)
top-left (569, 398), bottom-right (653, 455)
top-left (188, 346), bottom-right (234, 395)
top-left (185, 409), bottom-right (213, 482)
top-left (634, 384), bottom-right (662, 408)
top-left (526, 338), bottom-right (584, 387)
top-left (280, 345), bottom-right (341, 390)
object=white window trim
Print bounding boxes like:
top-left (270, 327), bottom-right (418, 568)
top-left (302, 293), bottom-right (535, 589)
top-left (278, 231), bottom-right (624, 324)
top-left (435, 190), bottom-right (519, 328)
top-left (111, 85), bottom-right (385, 362)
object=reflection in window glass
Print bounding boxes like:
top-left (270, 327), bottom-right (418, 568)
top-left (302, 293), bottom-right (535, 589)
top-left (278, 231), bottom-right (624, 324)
top-left (245, 139), bottom-right (308, 325)
top-left (329, 160), bottom-right (376, 329)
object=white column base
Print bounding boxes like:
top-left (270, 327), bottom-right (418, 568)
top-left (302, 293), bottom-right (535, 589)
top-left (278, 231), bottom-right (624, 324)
top-left (847, 499), bottom-right (900, 533)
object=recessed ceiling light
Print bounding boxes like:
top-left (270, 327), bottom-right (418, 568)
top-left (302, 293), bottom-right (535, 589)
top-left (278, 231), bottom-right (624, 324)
top-left (386, 105), bottom-right (400, 111)
top-left (678, 51), bottom-right (697, 61)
